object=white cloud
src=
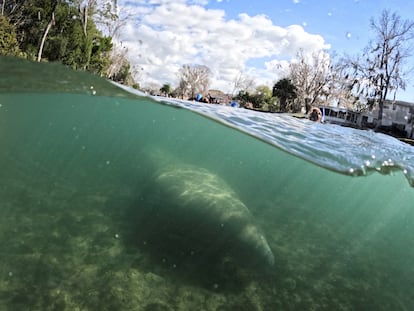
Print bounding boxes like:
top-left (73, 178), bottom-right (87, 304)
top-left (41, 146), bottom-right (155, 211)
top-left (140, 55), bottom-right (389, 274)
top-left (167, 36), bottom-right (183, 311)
top-left (115, 1), bottom-right (330, 92)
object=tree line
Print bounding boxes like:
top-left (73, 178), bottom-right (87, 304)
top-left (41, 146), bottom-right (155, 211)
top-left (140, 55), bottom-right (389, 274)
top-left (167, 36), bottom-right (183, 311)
top-left (167, 10), bottom-right (414, 127)
top-left (2, 4), bottom-right (414, 127)
top-left (274, 9), bottom-right (414, 125)
top-left (0, 0), bottom-right (137, 86)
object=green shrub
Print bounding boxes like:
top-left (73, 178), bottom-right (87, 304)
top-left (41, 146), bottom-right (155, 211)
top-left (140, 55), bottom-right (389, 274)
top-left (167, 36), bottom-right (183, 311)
top-left (0, 15), bottom-right (21, 56)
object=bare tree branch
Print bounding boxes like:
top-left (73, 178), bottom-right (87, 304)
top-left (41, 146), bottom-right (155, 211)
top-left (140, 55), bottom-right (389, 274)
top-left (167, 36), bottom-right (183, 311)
top-left (352, 10), bottom-right (414, 125)
top-left (289, 49), bottom-right (331, 113)
top-left (178, 64), bottom-right (212, 99)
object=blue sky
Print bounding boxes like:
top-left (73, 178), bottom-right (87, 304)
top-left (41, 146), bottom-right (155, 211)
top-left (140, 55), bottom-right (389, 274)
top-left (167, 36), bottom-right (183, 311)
top-left (206, 0), bottom-right (413, 54)
top-left (115, 0), bottom-right (414, 101)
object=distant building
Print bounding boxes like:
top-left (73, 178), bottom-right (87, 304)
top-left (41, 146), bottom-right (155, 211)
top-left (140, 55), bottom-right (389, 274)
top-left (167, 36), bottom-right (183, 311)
top-left (320, 106), bottom-right (360, 128)
top-left (319, 100), bottom-right (414, 139)
top-left (361, 100), bottom-right (414, 138)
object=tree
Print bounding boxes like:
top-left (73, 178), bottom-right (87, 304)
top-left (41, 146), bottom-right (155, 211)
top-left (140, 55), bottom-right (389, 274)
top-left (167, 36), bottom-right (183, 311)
top-left (106, 45), bottom-right (129, 79)
top-left (0, 0), bottom-right (131, 79)
top-left (94, 0), bottom-right (136, 81)
top-left (160, 83), bottom-right (172, 97)
top-left (350, 10), bottom-right (414, 126)
top-left (143, 82), bottom-right (161, 95)
top-left (37, 0), bottom-right (58, 62)
top-left (178, 64), bottom-right (212, 99)
top-left (252, 85), bottom-right (274, 109)
top-left (77, 0), bottom-right (96, 37)
top-left (94, 0), bottom-right (121, 36)
top-left (0, 15), bottom-right (20, 56)
top-left (289, 49), bottom-right (331, 113)
top-left (322, 55), bottom-right (360, 110)
top-left (1, 0), bottom-right (112, 72)
top-left (175, 79), bottom-right (188, 99)
top-left (5, 0), bottom-right (53, 59)
top-left (235, 85), bottom-right (273, 109)
top-left (76, 0), bottom-right (98, 70)
top-left (272, 78), bottom-right (297, 112)
top-left (231, 72), bottom-right (255, 96)
top-left (234, 90), bottom-right (251, 106)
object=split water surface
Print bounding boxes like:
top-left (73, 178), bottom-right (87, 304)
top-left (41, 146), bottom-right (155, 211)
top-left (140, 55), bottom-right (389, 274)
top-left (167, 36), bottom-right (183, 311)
top-left (1, 57), bottom-right (414, 310)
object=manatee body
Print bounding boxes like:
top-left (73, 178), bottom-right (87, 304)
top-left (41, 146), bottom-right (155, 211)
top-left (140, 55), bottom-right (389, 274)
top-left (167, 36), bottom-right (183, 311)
top-left (146, 156), bottom-right (274, 268)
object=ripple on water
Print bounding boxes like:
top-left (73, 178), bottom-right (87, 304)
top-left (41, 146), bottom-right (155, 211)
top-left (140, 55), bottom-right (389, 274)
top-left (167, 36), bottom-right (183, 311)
top-left (147, 95), bottom-right (414, 187)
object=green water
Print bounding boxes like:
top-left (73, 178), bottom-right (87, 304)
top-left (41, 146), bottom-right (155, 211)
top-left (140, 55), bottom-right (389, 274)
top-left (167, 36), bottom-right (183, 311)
top-left (1, 61), bottom-right (414, 310)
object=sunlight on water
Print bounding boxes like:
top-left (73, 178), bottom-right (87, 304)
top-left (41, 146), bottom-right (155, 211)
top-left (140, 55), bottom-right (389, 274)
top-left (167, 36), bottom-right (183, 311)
top-left (1, 57), bottom-right (414, 310)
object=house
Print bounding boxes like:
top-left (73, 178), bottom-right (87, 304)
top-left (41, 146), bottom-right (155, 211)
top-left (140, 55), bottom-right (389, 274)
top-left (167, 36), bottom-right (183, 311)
top-left (319, 99), bottom-right (414, 139)
top-left (359, 100), bottom-right (414, 138)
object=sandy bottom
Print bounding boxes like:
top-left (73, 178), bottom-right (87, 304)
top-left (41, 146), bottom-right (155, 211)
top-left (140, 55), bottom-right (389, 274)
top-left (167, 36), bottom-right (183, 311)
top-left (0, 169), bottom-right (408, 310)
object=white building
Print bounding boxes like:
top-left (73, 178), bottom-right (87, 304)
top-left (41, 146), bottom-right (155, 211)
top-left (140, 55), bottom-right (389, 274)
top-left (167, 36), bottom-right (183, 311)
top-left (319, 100), bottom-right (414, 139)
top-left (360, 100), bottom-right (414, 138)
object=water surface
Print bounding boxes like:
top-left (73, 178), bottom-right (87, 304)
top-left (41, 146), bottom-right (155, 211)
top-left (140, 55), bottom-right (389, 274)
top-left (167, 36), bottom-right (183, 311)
top-left (1, 57), bottom-right (414, 310)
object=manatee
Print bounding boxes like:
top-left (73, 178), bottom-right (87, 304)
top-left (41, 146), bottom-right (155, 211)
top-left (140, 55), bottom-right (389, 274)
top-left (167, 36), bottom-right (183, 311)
top-left (139, 150), bottom-right (275, 269)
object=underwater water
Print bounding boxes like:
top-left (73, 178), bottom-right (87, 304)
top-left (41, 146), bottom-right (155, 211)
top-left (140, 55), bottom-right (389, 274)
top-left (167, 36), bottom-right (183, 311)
top-left (1, 57), bottom-right (414, 310)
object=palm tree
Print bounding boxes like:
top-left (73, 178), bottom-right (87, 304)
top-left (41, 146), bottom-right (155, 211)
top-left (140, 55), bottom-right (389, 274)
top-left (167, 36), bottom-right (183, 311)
top-left (272, 78), bottom-right (297, 112)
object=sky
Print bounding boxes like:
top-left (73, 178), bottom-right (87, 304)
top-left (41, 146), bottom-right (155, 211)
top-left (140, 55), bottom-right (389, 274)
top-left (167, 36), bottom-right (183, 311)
top-left (112, 0), bottom-right (414, 102)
